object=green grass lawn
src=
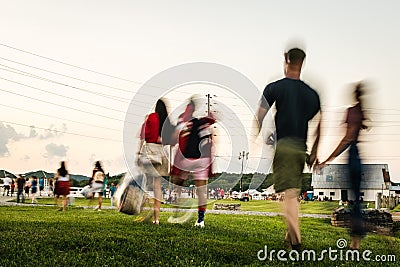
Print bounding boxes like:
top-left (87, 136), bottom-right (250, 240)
top-left (27, 197), bottom-right (375, 215)
top-left (391, 204), bottom-right (400, 212)
top-left (0, 204), bottom-right (399, 266)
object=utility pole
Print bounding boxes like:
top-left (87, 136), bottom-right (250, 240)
top-left (205, 93), bottom-right (218, 116)
top-left (239, 151), bottom-right (249, 192)
top-left (206, 93), bottom-right (211, 116)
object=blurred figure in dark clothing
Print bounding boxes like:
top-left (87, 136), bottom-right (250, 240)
top-left (256, 48), bottom-right (322, 251)
top-left (319, 82), bottom-right (369, 250)
top-left (16, 175), bottom-right (25, 203)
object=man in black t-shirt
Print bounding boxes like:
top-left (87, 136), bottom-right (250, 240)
top-left (256, 48), bottom-right (321, 250)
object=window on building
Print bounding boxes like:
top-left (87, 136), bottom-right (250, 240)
top-left (330, 192), bottom-right (335, 196)
top-left (319, 192), bottom-right (324, 196)
top-left (360, 192), bottom-right (365, 196)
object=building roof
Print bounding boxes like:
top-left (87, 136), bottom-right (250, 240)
top-left (312, 164), bottom-right (389, 190)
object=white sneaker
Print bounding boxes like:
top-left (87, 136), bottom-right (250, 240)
top-left (194, 220), bottom-right (205, 228)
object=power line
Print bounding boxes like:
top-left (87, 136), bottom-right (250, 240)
top-left (3, 44), bottom-right (400, 114)
top-left (0, 43), bottom-right (137, 83)
top-left (0, 64), bottom-right (136, 104)
top-left (2, 44), bottom-right (400, 142)
top-left (0, 75), bottom-right (130, 114)
top-left (2, 46), bottom-right (400, 121)
top-left (0, 60), bottom-right (190, 106)
top-left (2, 103), bottom-right (120, 132)
top-left (0, 65), bottom-right (128, 103)
top-left (0, 87), bottom-right (128, 122)
top-left (0, 120), bottom-right (121, 143)
top-left (0, 57), bottom-right (160, 99)
top-left (0, 44), bottom-right (173, 93)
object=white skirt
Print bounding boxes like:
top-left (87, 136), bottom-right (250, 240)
top-left (91, 182), bottom-right (103, 193)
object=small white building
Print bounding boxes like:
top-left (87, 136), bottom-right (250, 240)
top-left (262, 185), bottom-right (275, 196)
top-left (312, 164), bottom-right (391, 202)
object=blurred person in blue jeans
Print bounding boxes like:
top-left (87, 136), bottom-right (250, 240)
top-left (30, 176), bottom-right (38, 203)
top-left (318, 82), bottom-right (368, 250)
top-left (39, 177), bottom-right (44, 196)
top-left (109, 183), bottom-right (117, 207)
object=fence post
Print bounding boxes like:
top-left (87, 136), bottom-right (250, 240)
top-left (376, 193), bottom-right (382, 209)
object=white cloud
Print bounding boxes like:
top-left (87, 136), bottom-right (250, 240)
top-left (44, 143), bottom-right (69, 158)
top-left (0, 123), bottom-right (24, 157)
top-left (0, 123), bottom-right (68, 157)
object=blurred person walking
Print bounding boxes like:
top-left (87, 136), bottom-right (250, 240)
top-left (109, 183), bottom-right (117, 207)
top-left (10, 179), bottom-right (15, 196)
top-left (2, 175), bottom-right (11, 196)
top-left (16, 175), bottom-right (25, 203)
top-left (54, 161), bottom-right (71, 212)
top-left (137, 98), bottom-right (174, 224)
top-left (318, 82), bottom-right (368, 250)
top-left (49, 178), bottom-right (54, 197)
top-left (169, 98), bottom-right (216, 227)
top-left (103, 173), bottom-right (109, 198)
top-left (30, 176), bottom-right (38, 203)
top-left (53, 177), bottom-right (60, 206)
top-left (91, 161), bottom-right (106, 211)
top-left (255, 48), bottom-right (321, 250)
top-left (24, 177), bottom-right (30, 198)
top-left (39, 177), bottom-right (44, 196)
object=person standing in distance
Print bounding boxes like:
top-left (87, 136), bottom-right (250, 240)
top-left (255, 48), bottom-right (322, 251)
top-left (16, 175), bottom-right (25, 203)
top-left (2, 175), bottom-right (11, 196)
top-left (55, 161), bottom-right (71, 212)
top-left (91, 161), bottom-right (106, 212)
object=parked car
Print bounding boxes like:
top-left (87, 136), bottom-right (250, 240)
top-left (238, 191), bottom-right (250, 202)
top-left (230, 191), bottom-right (239, 199)
top-left (251, 193), bottom-right (265, 200)
top-left (248, 189), bottom-right (264, 200)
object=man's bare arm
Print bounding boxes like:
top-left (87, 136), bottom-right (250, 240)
top-left (254, 106), bottom-right (269, 136)
top-left (309, 111), bottom-right (322, 168)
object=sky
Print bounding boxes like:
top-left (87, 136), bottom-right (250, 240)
top-left (0, 1), bottom-right (399, 181)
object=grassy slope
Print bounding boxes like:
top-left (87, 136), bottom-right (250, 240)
top-left (0, 205), bottom-right (399, 267)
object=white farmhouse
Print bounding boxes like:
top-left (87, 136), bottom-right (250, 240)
top-left (311, 164), bottom-right (391, 202)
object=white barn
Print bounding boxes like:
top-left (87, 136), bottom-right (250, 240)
top-left (311, 164), bottom-right (391, 202)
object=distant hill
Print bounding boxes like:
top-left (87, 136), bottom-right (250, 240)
top-left (24, 170), bottom-right (53, 179)
top-left (71, 174), bottom-right (90, 182)
top-left (23, 170), bottom-right (90, 182)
